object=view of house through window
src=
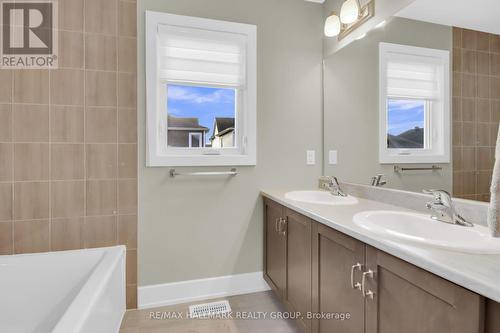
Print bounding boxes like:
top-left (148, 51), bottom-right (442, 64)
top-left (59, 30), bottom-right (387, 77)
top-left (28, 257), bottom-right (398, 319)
top-left (387, 99), bottom-right (426, 149)
top-left (166, 84), bottom-right (237, 148)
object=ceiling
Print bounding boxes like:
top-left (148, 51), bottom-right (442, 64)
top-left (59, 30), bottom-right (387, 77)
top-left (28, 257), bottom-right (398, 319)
top-left (396, 0), bottom-right (500, 35)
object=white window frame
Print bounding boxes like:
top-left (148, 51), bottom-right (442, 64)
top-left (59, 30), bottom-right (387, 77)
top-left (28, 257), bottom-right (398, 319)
top-left (379, 42), bottom-right (451, 164)
top-left (145, 11), bottom-right (257, 166)
top-left (188, 132), bottom-right (203, 148)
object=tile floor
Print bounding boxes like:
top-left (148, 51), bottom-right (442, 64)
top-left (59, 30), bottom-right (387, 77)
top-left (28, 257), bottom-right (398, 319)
top-left (120, 291), bottom-right (302, 333)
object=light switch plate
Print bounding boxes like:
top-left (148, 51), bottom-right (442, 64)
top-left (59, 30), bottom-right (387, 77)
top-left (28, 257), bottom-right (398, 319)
top-left (307, 150), bottom-right (316, 165)
top-left (329, 150), bottom-right (338, 165)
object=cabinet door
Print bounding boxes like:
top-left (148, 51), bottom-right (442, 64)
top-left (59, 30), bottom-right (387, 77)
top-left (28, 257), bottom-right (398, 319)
top-left (263, 199), bottom-right (286, 298)
top-left (312, 222), bottom-right (366, 333)
top-left (365, 246), bottom-right (483, 333)
top-left (283, 209), bottom-right (312, 333)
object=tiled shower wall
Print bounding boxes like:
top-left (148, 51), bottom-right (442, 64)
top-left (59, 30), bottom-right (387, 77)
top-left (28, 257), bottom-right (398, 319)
top-left (0, 0), bottom-right (138, 308)
top-left (452, 27), bottom-right (500, 202)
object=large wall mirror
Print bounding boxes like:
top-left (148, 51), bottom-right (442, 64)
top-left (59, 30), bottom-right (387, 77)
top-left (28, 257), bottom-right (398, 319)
top-left (323, 0), bottom-right (500, 202)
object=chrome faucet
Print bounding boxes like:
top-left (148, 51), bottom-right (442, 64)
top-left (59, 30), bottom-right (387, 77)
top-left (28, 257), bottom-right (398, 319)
top-left (325, 176), bottom-right (347, 197)
top-left (423, 189), bottom-right (473, 227)
top-left (371, 174), bottom-right (387, 187)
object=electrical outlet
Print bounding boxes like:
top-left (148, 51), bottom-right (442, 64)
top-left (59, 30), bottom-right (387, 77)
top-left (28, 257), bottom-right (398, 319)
top-left (307, 150), bottom-right (316, 165)
top-left (329, 150), bottom-right (338, 165)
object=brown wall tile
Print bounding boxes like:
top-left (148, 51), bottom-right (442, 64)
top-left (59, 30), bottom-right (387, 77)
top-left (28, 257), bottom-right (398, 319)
top-left (13, 70), bottom-right (49, 104)
top-left (84, 216), bottom-right (117, 248)
top-left (14, 220), bottom-right (50, 254)
top-left (453, 28), bottom-right (500, 201)
top-left (118, 215), bottom-right (137, 250)
top-left (1, 0), bottom-right (137, 309)
top-left (118, 108), bottom-right (137, 143)
top-left (85, 34), bottom-right (117, 71)
top-left (0, 222), bottom-right (13, 254)
top-left (50, 69), bottom-right (85, 106)
top-left (51, 218), bottom-right (83, 251)
top-left (86, 180), bottom-right (117, 216)
top-left (126, 249), bottom-right (137, 284)
top-left (51, 181), bottom-right (85, 218)
top-left (59, 0), bottom-right (84, 31)
top-left (13, 104), bottom-right (49, 142)
top-left (462, 29), bottom-right (476, 50)
top-left (0, 70), bottom-right (12, 103)
top-left (118, 38), bottom-right (137, 72)
top-left (0, 104), bottom-right (12, 141)
top-left (461, 50), bottom-right (476, 73)
top-left (118, 73), bottom-right (136, 108)
top-left (50, 106), bottom-right (84, 143)
top-left (59, 31), bottom-right (84, 69)
top-left (86, 144), bottom-right (117, 179)
top-left (118, 179), bottom-right (137, 215)
top-left (119, 1), bottom-right (137, 37)
top-left (86, 71), bottom-right (117, 106)
top-left (14, 144), bottom-right (49, 181)
top-left (86, 108), bottom-right (117, 143)
top-left (0, 143), bottom-right (12, 181)
top-left (85, 0), bottom-right (117, 35)
top-left (13, 182), bottom-right (49, 220)
top-left (0, 183), bottom-right (12, 221)
top-left (118, 144), bottom-right (137, 178)
top-left (51, 144), bottom-right (84, 180)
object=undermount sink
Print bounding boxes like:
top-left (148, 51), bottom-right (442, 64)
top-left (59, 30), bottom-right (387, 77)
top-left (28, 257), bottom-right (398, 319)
top-left (285, 191), bottom-right (358, 206)
top-left (353, 210), bottom-right (500, 254)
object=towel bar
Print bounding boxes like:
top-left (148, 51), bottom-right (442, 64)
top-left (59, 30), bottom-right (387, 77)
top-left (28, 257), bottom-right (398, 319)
top-left (169, 168), bottom-right (238, 178)
top-left (394, 165), bottom-right (442, 173)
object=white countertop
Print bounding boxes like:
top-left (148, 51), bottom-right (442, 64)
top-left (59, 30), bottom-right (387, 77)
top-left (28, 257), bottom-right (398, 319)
top-left (261, 189), bottom-right (500, 303)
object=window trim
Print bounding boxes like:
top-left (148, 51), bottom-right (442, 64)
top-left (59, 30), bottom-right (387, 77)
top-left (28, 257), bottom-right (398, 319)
top-left (188, 132), bottom-right (203, 148)
top-left (379, 42), bottom-right (450, 164)
top-left (145, 11), bottom-right (257, 166)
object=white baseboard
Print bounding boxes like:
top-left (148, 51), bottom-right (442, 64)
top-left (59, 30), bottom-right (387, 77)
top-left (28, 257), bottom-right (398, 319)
top-left (138, 271), bottom-right (270, 309)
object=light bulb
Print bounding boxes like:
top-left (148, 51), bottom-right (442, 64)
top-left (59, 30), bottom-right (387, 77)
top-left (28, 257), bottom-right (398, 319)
top-left (340, 0), bottom-right (360, 24)
top-left (324, 13), bottom-right (341, 37)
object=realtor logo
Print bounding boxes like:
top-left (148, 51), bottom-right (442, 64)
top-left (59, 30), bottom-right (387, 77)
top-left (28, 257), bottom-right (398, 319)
top-left (0, 1), bottom-right (58, 68)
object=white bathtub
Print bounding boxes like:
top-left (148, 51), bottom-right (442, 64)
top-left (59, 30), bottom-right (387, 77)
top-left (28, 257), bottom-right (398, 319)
top-left (0, 246), bottom-right (126, 333)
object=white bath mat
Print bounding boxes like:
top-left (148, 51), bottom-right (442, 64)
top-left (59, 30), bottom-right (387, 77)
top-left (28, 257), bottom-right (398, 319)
top-left (189, 300), bottom-right (232, 318)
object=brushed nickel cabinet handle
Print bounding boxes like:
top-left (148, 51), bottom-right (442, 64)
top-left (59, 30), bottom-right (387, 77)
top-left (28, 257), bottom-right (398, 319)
top-left (350, 263), bottom-right (363, 290)
top-left (280, 218), bottom-right (287, 236)
top-left (275, 218), bottom-right (280, 233)
top-left (362, 270), bottom-right (375, 299)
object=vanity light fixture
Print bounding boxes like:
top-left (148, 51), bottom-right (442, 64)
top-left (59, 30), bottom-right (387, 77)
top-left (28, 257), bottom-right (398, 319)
top-left (324, 0), bottom-right (375, 40)
top-left (324, 12), bottom-right (341, 37)
top-left (340, 0), bottom-right (360, 24)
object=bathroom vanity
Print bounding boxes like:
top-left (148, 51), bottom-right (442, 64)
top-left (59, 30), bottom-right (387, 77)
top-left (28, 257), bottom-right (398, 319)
top-left (262, 191), bottom-right (500, 333)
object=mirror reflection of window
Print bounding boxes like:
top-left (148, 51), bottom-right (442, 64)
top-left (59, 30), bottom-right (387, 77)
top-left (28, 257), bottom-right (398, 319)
top-left (387, 99), bottom-right (427, 149)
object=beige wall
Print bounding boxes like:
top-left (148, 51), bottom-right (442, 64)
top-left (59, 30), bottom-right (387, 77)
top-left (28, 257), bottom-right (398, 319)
top-left (138, 0), bottom-right (323, 286)
top-left (452, 28), bottom-right (500, 201)
top-left (323, 17), bottom-right (453, 193)
top-left (0, 0), bottom-right (138, 308)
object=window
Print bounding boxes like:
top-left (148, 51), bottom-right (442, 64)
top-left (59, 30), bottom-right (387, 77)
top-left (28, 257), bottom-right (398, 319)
top-left (379, 43), bottom-right (450, 164)
top-left (145, 11), bottom-right (257, 166)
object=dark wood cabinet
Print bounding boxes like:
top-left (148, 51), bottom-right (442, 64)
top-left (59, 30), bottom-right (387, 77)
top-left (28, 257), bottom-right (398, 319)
top-left (264, 199), bottom-right (312, 332)
top-left (283, 208), bottom-right (312, 332)
top-left (264, 197), bottom-right (491, 333)
top-left (311, 223), bottom-right (365, 333)
top-left (264, 199), bottom-right (286, 298)
top-left (364, 246), bottom-right (483, 333)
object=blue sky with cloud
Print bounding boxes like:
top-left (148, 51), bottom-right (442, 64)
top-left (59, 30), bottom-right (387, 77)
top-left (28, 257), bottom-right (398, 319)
top-left (167, 84), bottom-right (236, 143)
top-left (387, 99), bottom-right (425, 136)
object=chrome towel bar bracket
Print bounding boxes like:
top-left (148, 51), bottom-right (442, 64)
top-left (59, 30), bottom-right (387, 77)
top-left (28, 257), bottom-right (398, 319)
top-left (169, 168), bottom-right (238, 178)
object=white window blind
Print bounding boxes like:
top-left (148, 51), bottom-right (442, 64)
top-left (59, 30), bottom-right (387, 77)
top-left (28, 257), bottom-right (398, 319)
top-left (158, 24), bottom-right (247, 87)
top-left (386, 54), bottom-right (442, 100)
